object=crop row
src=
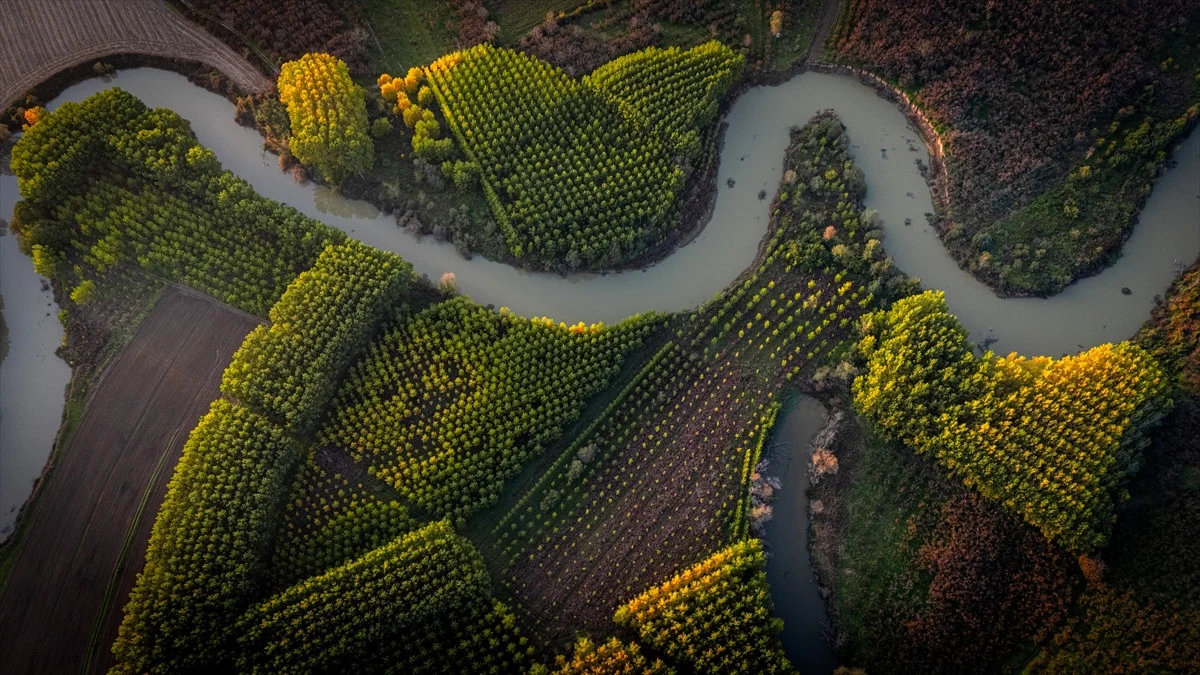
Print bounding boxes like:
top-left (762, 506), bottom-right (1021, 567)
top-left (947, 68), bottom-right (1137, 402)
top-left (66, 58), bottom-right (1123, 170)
top-left (319, 297), bottom-right (660, 519)
top-left (270, 453), bottom-right (418, 590)
top-left (584, 41), bottom-right (743, 158)
top-left (614, 539), bottom-right (794, 675)
top-left (220, 240), bottom-right (412, 433)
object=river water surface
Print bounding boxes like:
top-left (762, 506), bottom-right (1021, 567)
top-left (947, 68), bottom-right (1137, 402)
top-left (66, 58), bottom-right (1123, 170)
top-left (1, 68), bottom-right (1196, 665)
top-left (0, 173), bottom-right (72, 541)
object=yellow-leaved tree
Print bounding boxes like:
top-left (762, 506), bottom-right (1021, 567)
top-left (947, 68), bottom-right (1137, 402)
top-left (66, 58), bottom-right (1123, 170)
top-left (277, 53), bottom-right (373, 185)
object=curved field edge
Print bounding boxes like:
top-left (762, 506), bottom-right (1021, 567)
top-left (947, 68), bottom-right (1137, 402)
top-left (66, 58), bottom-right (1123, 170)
top-left (821, 1), bottom-right (1200, 298)
top-left (0, 0), bottom-right (270, 109)
top-left (0, 289), bottom-right (259, 675)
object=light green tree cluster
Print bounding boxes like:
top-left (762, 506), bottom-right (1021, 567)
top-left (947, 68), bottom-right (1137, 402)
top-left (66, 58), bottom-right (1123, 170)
top-left (614, 539), bottom-right (796, 675)
top-left (853, 291), bottom-right (1172, 551)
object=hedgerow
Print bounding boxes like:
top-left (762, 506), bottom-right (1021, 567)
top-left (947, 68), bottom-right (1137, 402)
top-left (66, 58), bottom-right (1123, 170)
top-left (220, 240), bottom-right (412, 433)
top-left (111, 400), bottom-right (299, 674)
top-left (235, 520), bottom-right (489, 673)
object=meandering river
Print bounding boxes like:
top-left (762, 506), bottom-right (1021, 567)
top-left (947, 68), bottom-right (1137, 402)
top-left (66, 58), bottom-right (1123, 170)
top-left (1, 68), bottom-right (1196, 668)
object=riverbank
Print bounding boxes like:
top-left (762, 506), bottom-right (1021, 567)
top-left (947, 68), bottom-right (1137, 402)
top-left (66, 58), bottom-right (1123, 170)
top-left (1, 58), bottom-right (1196, 672)
top-left (0, 289), bottom-right (259, 674)
top-left (761, 393), bottom-right (840, 673)
top-left (5, 65), bottom-right (1193, 542)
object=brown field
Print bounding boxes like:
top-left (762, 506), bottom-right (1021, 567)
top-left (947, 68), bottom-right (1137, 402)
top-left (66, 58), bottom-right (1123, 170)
top-left (0, 289), bottom-right (259, 675)
top-left (499, 350), bottom-right (774, 642)
top-left (0, 0), bottom-right (271, 109)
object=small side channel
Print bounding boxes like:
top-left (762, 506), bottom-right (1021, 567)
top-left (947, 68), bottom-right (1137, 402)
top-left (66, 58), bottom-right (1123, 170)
top-left (761, 394), bottom-right (838, 674)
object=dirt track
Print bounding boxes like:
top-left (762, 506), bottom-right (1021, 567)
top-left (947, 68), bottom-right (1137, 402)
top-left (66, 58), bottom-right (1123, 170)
top-left (0, 289), bottom-right (259, 675)
top-left (0, 0), bottom-right (271, 109)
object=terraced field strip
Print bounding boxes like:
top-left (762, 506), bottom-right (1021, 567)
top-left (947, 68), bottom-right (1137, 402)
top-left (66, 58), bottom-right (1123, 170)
top-left (0, 0), bottom-right (271, 108)
top-left (0, 289), bottom-right (260, 675)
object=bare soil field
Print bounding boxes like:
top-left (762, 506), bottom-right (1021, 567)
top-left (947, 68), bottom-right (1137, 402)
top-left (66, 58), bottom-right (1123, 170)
top-left (0, 289), bottom-right (259, 674)
top-left (0, 0), bottom-right (270, 109)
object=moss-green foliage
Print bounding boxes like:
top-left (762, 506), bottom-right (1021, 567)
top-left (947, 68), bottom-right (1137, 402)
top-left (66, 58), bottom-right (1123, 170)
top-left (9, 88), bottom-right (345, 316)
top-left (854, 291), bottom-right (1173, 551)
top-left (271, 471), bottom-right (418, 588)
top-left (614, 539), bottom-right (794, 675)
top-left (235, 520), bottom-right (488, 673)
top-left (584, 41), bottom-right (743, 158)
top-left (850, 292), bottom-right (987, 448)
top-left (220, 241), bottom-right (411, 434)
top-left (983, 101), bottom-right (1198, 294)
top-left (425, 44), bottom-right (700, 269)
top-left (112, 400), bottom-right (298, 674)
top-left (278, 53), bottom-right (374, 184)
top-left (361, 0), bottom-right (457, 73)
top-left (1137, 262), bottom-right (1200, 394)
top-left (320, 296), bottom-right (659, 519)
top-left (537, 636), bottom-right (673, 675)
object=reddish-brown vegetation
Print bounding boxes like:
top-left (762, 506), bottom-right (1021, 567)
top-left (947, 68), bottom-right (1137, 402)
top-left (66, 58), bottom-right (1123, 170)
top-left (832, 0), bottom-right (1192, 226)
top-left (1137, 262), bottom-right (1200, 393)
top-left (0, 290), bottom-right (258, 675)
top-left (900, 494), bottom-right (1075, 672)
top-left (519, 20), bottom-right (658, 78)
top-left (172, 0), bottom-right (371, 76)
top-left (1035, 585), bottom-right (1200, 673)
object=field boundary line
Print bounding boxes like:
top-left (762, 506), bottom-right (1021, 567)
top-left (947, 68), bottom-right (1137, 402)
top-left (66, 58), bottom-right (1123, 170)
top-left (80, 427), bottom-right (179, 675)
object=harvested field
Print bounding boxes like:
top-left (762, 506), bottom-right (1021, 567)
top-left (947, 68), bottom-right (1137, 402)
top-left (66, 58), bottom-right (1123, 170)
top-left (0, 0), bottom-right (271, 109)
top-left (0, 289), bottom-right (259, 674)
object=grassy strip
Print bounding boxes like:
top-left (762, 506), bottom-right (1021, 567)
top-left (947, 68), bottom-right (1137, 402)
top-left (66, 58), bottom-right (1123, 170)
top-left (80, 428), bottom-right (179, 675)
top-left (489, 341), bottom-right (680, 550)
top-left (361, 0), bottom-right (457, 75)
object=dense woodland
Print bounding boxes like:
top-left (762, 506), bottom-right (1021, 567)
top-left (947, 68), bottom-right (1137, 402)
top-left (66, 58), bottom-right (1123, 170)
top-left (832, 0), bottom-right (1200, 294)
top-left (11, 90), bottom-right (918, 671)
top-left (5, 4), bottom-right (1199, 671)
